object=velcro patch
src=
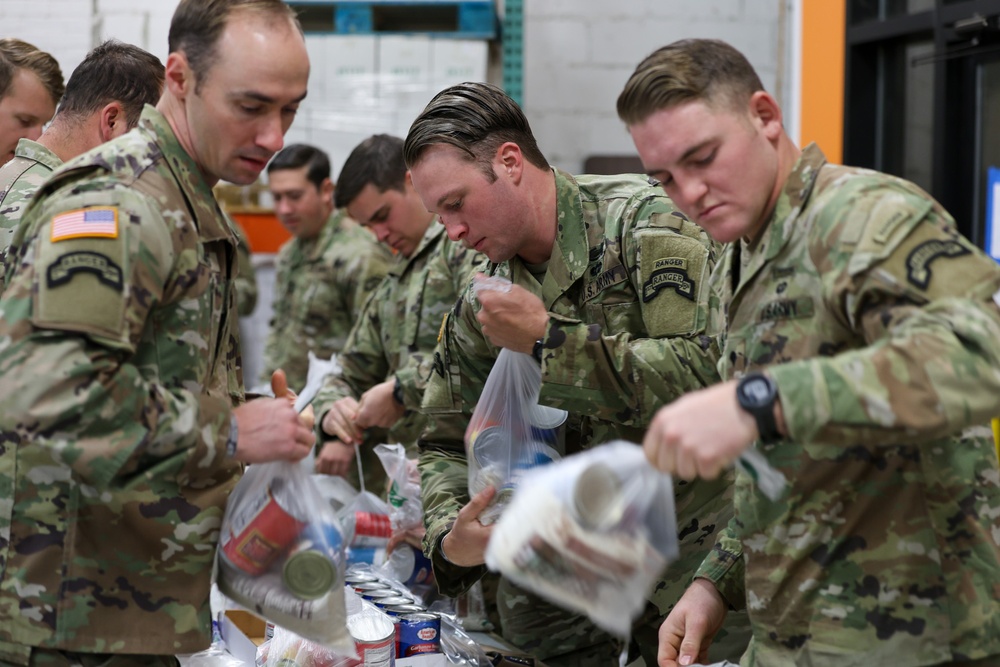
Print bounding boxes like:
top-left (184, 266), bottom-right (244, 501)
top-left (642, 257), bottom-right (695, 302)
top-left (905, 239), bottom-right (969, 289)
top-left (758, 297), bottom-right (814, 322)
top-left (50, 206), bottom-right (118, 242)
top-left (46, 251), bottom-right (123, 290)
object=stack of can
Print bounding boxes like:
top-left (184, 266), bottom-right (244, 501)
top-left (346, 570), bottom-right (441, 658)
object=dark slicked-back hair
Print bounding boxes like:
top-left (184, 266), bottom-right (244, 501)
top-left (335, 134), bottom-right (407, 209)
top-left (168, 0), bottom-right (300, 92)
top-left (403, 82), bottom-right (549, 182)
top-left (58, 40), bottom-right (163, 129)
top-left (266, 143), bottom-right (331, 190)
top-left (0, 38), bottom-right (64, 105)
top-left (617, 39), bottom-right (765, 126)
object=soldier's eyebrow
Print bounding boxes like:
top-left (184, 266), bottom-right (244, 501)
top-left (435, 188), bottom-right (463, 209)
top-left (232, 90), bottom-right (309, 105)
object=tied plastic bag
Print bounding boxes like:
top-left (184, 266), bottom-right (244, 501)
top-left (485, 440), bottom-right (679, 637)
top-left (216, 461), bottom-right (352, 654)
top-left (373, 444), bottom-right (434, 589)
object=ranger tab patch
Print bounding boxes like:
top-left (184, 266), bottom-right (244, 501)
top-left (905, 239), bottom-right (969, 289)
top-left (50, 206), bottom-right (118, 242)
top-left (642, 257), bottom-right (695, 302)
top-left (46, 251), bottom-right (123, 290)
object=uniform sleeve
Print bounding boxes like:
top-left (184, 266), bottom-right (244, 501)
top-left (231, 220), bottom-right (258, 317)
top-left (768, 185), bottom-right (1000, 445)
top-left (311, 284), bottom-right (392, 441)
top-left (693, 518), bottom-right (747, 611)
top-left (0, 189), bottom-right (232, 489)
top-left (418, 294), bottom-right (498, 596)
top-left (343, 234), bottom-right (392, 320)
top-left (539, 208), bottom-right (722, 426)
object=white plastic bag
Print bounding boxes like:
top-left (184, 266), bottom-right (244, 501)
top-left (339, 490), bottom-right (393, 567)
top-left (464, 343), bottom-right (564, 524)
top-left (485, 440), bottom-right (679, 637)
top-left (216, 461), bottom-right (352, 653)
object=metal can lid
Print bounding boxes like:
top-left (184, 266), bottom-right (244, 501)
top-left (384, 604), bottom-right (426, 616)
top-left (283, 550), bottom-right (335, 600)
top-left (344, 572), bottom-right (379, 585)
top-left (373, 595), bottom-right (416, 607)
top-left (353, 581), bottom-right (390, 592)
top-left (400, 612), bottom-right (439, 622)
top-left (573, 461), bottom-right (624, 530)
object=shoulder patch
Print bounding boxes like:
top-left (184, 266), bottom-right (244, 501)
top-left (47, 251), bottom-right (123, 290)
top-left (50, 206), bottom-right (118, 242)
top-left (642, 257), bottom-right (695, 302)
top-left (905, 239), bottom-right (970, 289)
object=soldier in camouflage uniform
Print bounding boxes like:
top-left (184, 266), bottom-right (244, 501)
top-left (620, 39), bottom-right (1000, 667)
top-left (0, 2), bottom-right (316, 664)
top-left (0, 40), bottom-right (164, 293)
top-left (403, 82), bottom-right (750, 666)
top-left (231, 219), bottom-right (258, 317)
top-left (261, 143), bottom-right (392, 393)
top-left (0, 38), bottom-right (63, 168)
top-left (311, 135), bottom-right (485, 494)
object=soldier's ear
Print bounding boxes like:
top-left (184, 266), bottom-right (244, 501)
top-left (99, 102), bottom-right (126, 142)
top-left (164, 52), bottom-right (194, 100)
top-left (496, 142), bottom-right (523, 184)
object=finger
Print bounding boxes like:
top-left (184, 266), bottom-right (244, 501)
top-left (271, 369), bottom-right (289, 399)
top-left (674, 449), bottom-right (698, 482)
top-left (459, 486), bottom-right (496, 521)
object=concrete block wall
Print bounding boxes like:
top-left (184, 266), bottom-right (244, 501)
top-left (523, 0), bottom-right (795, 172)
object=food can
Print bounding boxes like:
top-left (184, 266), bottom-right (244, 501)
top-left (350, 511), bottom-right (392, 546)
top-left (372, 595), bottom-right (416, 609)
top-left (361, 588), bottom-right (400, 602)
top-left (221, 478), bottom-right (307, 576)
top-left (282, 522), bottom-right (341, 600)
top-left (397, 612), bottom-right (441, 656)
top-left (529, 403), bottom-right (568, 448)
top-left (346, 610), bottom-right (396, 667)
top-left (572, 461), bottom-right (626, 530)
top-left (353, 581), bottom-right (390, 595)
top-left (347, 545), bottom-right (388, 567)
top-left (345, 571), bottom-right (380, 586)
top-left (382, 603), bottom-right (425, 617)
top-left (389, 544), bottom-right (434, 587)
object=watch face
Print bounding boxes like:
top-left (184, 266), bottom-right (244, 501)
top-left (740, 376), bottom-right (772, 407)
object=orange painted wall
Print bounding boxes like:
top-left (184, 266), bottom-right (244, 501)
top-left (799, 0), bottom-right (846, 163)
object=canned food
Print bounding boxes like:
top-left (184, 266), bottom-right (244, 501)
top-left (347, 545), bottom-right (388, 567)
top-left (221, 478), bottom-right (307, 576)
top-left (353, 581), bottom-right (390, 595)
top-left (349, 511), bottom-right (392, 547)
top-left (345, 572), bottom-right (379, 586)
top-left (346, 610), bottom-right (395, 667)
top-left (372, 595), bottom-right (416, 609)
top-left (361, 589), bottom-right (399, 602)
top-left (383, 603), bottom-right (425, 617)
top-left (282, 523), bottom-right (341, 600)
top-left (397, 612), bottom-right (441, 656)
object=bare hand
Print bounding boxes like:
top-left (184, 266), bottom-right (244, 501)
top-left (314, 439), bottom-right (356, 477)
top-left (355, 378), bottom-right (406, 430)
top-left (271, 368), bottom-right (314, 429)
top-left (439, 486), bottom-right (496, 567)
top-left (657, 579), bottom-right (728, 667)
top-left (642, 380), bottom-right (757, 480)
top-left (232, 398), bottom-right (315, 463)
top-left (321, 396), bottom-right (364, 446)
top-left (474, 275), bottom-right (548, 353)
top-left (387, 525), bottom-right (426, 555)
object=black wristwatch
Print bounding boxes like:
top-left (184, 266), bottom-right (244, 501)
top-left (736, 372), bottom-right (781, 443)
top-left (392, 375), bottom-right (404, 406)
top-left (531, 338), bottom-right (544, 363)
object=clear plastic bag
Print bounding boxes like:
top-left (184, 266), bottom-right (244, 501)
top-left (485, 440), bottom-right (679, 637)
top-left (216, 461), bottom-right (352, 654)
top-left (339, 490), bottom-right (393, 568)
top-left (372, 444), bottom-right (434, 590)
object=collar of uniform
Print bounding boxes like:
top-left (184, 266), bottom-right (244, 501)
top-left (736, 143), bottom-right (826, 289)
top-left (13, 138), bottom-right (62, 172)
top-left (538, 168), bottom-right (589, 308)
top-left (390, 217), bottom-right (444, 277)
top-left (138, 104), bottom-right (231, 242)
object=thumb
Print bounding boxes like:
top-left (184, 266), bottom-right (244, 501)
top-left (677, 630), bottom-right (707, 667)
top-left (271, 369), bottom-right (289, 399)
top-left (463, 485), bottom-right (497, 519)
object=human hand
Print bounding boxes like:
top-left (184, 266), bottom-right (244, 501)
top-left (355, 378), bottom-right (406, 430)
top-left (321, 396), bottom-right (364, 445)
top-left (473, 274), bottom-right (548, 353)
top-left (642, 380), bottom-right (756, 480)
top-left (314, 439), bottom-right (357, 477)
top-left (439, 486), bottom-right (496, 567)
top-left (271, 368), bottom-right (314, 429)
top-left (232, 398), bottom-right (315, 463)
top-left (657, 579), bottom-right (728, 667)
top-left (387, 525), bottom-right (426, 555)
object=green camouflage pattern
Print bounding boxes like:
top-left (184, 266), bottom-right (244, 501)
top-left (0, 139), bottom-right (63, 294)
top-left (313, 220), bottom-right (486, 451)
top-left (695, 144), bottom-right (1000, 666)
top-left (418, 169), bottom-right (747, 664)
top-left (260, 210), bottom-right (391, 390)
top-left (230, 219), bottom-right (257, 317)
top-left (0, 105), bottom-right (244, 661)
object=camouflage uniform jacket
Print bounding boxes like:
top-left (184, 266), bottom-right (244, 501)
top-left (695, 144), bottom-right (1000, 666)
top-left (0, 138), bottom-right (63, 293)
top-left (313, 219), bottom-right (486, 450)
top-left (0, 105), bottom-right (244, 660)
top-left (419, 169), bottom-right (731, 598)
top-left (231, 219), bottom-right (258, 317)
top-left (261, 211), bottom-right (391, 390)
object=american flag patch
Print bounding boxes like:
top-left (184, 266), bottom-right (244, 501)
top-left (50, 207), bottom-right (118, 242)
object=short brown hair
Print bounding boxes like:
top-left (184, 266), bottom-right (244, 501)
top-left (168, 0), bottom-right (301, 91)
top-left (617, 39), bottom-right (764, 126)
top-left (403, 82), bottom-right (549, 182)
top-left (58, 40), bottom-right (163, 130)
top-left (0, 38), bottom-right (65, 107)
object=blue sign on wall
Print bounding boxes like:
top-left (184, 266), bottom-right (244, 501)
top-left (987, 167), bottom-right (1000, 263)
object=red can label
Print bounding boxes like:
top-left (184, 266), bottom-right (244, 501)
top-left (221, 484), bottom-right (307, 575)
top-left (353, 511), bottom-right (392, 541)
